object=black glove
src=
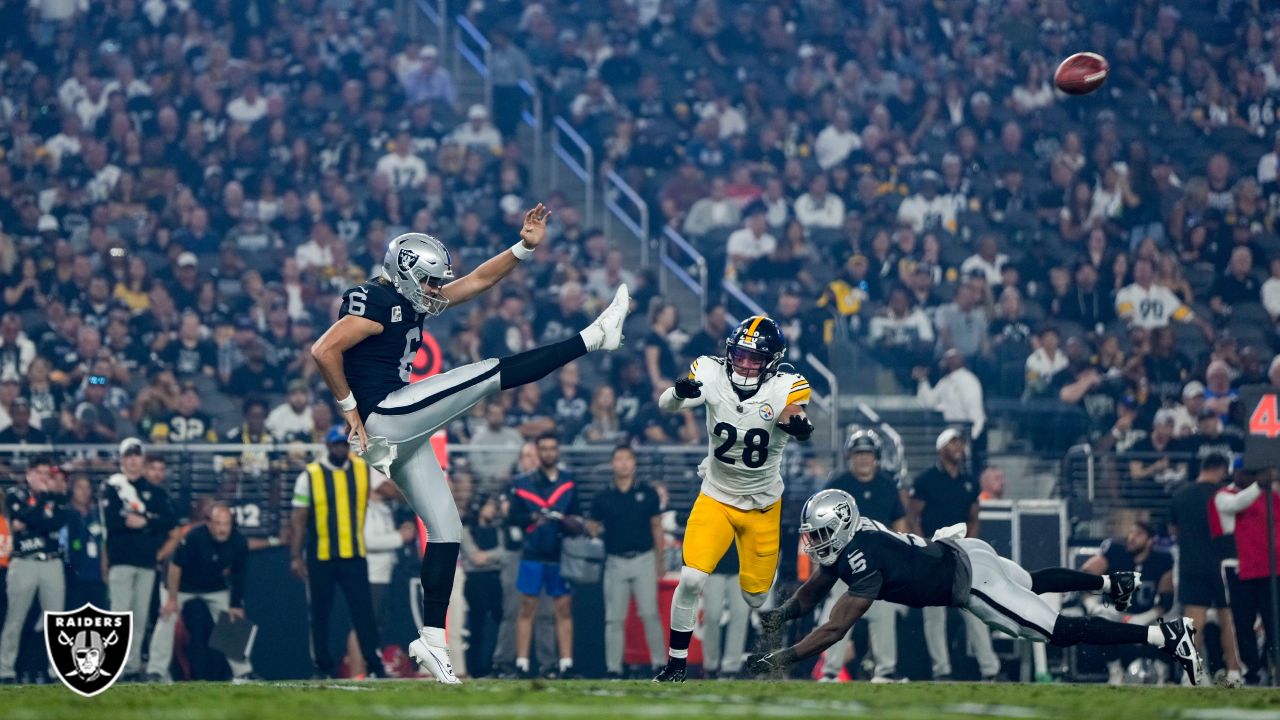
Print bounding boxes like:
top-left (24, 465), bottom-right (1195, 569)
top-left (674, 377), bottom-right (703, 399)
top-left (778, 413), bottom-right (814, 442)
top-left (746, 648), bottom-right (796, 676)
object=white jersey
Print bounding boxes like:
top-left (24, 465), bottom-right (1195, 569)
top-left (1115, 283), bottom-right (1192, 329)
top-left (687, 356), bottom-right (811, 510)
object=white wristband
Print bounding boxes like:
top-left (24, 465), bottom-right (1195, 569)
top-left (511, 241), bottom-right (534, 260)
top-left (337, 393), bottom-right (357, 413)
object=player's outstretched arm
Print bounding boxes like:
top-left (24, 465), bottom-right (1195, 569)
top-left (749, 594), bottom-right (872, 674)
top-left (442, 203), bottom-right (550, 307)
top-left (759, 568), bottom-right (838, 640)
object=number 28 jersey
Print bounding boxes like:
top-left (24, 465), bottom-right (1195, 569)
top-left (339, 279), bottom-right (426, 419)
top-left (686, 355), bottom-right (810, 510)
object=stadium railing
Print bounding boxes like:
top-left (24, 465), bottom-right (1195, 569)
top-left (551, 116), bottom-right (595, 227)
top-left (658, 226), bottom-right (708, 316)
top-left (603, 169), bottom-right (650, 267)
top-left (407, 0), bottom-right (447, 63)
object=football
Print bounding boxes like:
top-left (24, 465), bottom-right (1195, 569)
top-left (1054, 52), bottom-right (1109, 95)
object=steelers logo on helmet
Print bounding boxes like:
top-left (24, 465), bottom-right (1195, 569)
top-left (724, 315), bottom-right (787, 393)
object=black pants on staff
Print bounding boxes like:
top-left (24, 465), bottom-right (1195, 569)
top-left (1230, 575), bottom-right (1279, 683)
top-left (308, 557), bottom-right (382, 677)
top-left (464, 571), bottom-right (503, 678)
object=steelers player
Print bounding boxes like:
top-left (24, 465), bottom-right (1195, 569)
top-left (653, 315), bottom-right (813, 682)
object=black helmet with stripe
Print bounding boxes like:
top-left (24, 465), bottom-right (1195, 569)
top-left (724, 315), bottom-right (786, 392)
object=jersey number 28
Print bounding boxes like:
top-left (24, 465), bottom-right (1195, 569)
top-left (712, 422), bottom-right (769, 469)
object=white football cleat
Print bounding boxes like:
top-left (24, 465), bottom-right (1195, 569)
top-left (584, 284), bottom-right (629, 351)
top-left (409, 638), bottom-right (462, 684)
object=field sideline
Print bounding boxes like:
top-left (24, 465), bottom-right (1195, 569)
top-left (2, 679), bottom-right (1279, 720)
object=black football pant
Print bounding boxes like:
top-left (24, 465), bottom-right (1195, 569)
top-left (308, 557), bottom-right (382, 677)
top-left (464, 571), bottom-right (504, 678)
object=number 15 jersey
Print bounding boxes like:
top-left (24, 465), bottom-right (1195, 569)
top-left (339, 279), bottom-right (426, 420)
top-left (686, 356), bottom-right (810, 511)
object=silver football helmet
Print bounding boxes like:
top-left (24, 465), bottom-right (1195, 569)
top-left (383, 232), bottom-right (454, 316)
top-left (799, 489), bottom-right (860, 566)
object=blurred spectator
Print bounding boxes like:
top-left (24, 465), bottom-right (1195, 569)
top-left (1025, 327), bottom-right (1067, 399)
top-left (0, 314), bottom-right (35, 383)
top-left (450, 104), bottom-right (503, 154)
top-left (156, 385), bottom-right (218, 444)
top-left (544, 363), bottom-right (589, 445)
top-left (266, 380), bottom-right (313, 442)
top-left (469, 401), bottom-right (525, 484)
top-left (1116, 257), bottom-right (1212, 339)
top-left (793, 174), bottom-right (844, 231)
top-left (915, 350), bottom-right (986, 454)
top-left (1209, 247), bottom-right (1260, 323)
top-left (1128, 409), bottom-right (1186, 485)
top-left (869, 287), bottom-right (934, 390)
top-left (1172, 409), bottom-right (1245, 479)
top-left (509, 385), bottom-right (554, 439)
top-left (934, 283), bottom-right (989, 360)
top-left (0, 398), bottom-right (47, 445)
top-left (64, 474), bottom-right (106, 609)
top-left (461, 493), bottom-right (506, 678)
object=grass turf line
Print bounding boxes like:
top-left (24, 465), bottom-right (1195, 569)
top-left (2, 679), bottom-right (1279, 720)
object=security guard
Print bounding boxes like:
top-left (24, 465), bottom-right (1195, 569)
top-left (0, 455), bottom-right (69, 683)
top-left (589, 446), bottom-right (664, 678)
top-left (290, 426), bottom-right (385, 679)
top-left (820, 429), bottom-right (909, 682)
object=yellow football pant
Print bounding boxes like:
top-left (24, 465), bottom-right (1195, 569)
top-left (681, 492), bottom-right (781, 594)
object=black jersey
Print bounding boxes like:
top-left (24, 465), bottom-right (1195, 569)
top-left (827, 516), bottom-right (960, 608)
top-left (1100, 540), bottom-right (1174, 615)
top-left (339, 279), bottom-right (426, 418)
top-left (824, 471), bottom-right (905, 527)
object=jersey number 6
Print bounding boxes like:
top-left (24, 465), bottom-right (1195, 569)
top-left (713, 422), bottom-right (769, 469)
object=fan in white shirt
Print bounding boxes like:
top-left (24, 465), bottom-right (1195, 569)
top-left (1262, 256), bottom-right (1280, 320)
top-left (226, 83), bottom-right (269, 125)
top-left (915, 350), bottom-right (986, 439)
top-left (793, 174), bottom-right (845, 230)
top-left (1025, 327), bottom-right (1067, 393)
top-left (725, 210), bottom-right (777, 276)
top-left (897, 170), bottom-right (959, 233)
top-left (813, 109), bottom-right (862, 170)
top-left (375, 131), bottom-right (430, 190)
top-left (448, 104), bottom-right (504, 152)
top-left (1115, 258), bottom-right (1199, 331)
top-left (958, 235), bottom-right (1009, 284)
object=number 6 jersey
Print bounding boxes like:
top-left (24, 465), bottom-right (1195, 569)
top-left (685, 355), bottom-right (810, 510)
top-left (339, 279), bottom-right (426, 420)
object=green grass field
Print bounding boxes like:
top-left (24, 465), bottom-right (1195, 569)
top-left (3, 679), bottom-right (1280, 720)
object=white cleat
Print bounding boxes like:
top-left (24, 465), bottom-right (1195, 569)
top-left (586, 284), bottom-right (629, 351)
top-left (408, 638), bottom-right (462, 684)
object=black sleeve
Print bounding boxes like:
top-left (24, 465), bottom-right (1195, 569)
top-left (645, 486), bottom-right (661, 518)
top-left (1101, 538), bottom-right (1124, 568)
top-left (887, 484), bottom-right (907, 526)
top-left (340, 284), bottom-right (393, 326)
top-left (5, 488), bottom-right (36, 525)
top-left (102, 484), bottom-right (129, 533)
top-left (566, 484), bottom-right (582, 517)
top-left (506, 484), bottom-right (533, 528)
top-left (149, 486), bottom-right (177, 535)
top-left (908, 472), bottom-right (931, 504)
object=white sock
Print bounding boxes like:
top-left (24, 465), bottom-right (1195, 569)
top-left (516, 657), bottom-right (530, 672)
top-left (420, 626), bottom-right (446, 646)
top-left (668, 647), bottom-right (689, 660)
top-left (559, 657), bottom-right (573, 672)
top-left (1100, 576), bottom-right (1111, 594)
top-left (580, 324), bottom-right (604, 352)
top-left (1147, 626), bottom-right (1165, 647)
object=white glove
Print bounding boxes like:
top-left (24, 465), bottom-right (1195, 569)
top-left (353, 435), bottom-right (397, 476)
top-left (931, 523), bottom-right (968, 542)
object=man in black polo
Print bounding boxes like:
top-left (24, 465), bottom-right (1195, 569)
top-left (909, 427), bottom-right (997, 680)
top-left (820, 429), bottom-right (909, 682)
top-left (589, 446), bottom-right (664, 678)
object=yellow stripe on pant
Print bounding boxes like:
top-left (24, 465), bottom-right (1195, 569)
top-left (681, 492), bottom-right (782, 595)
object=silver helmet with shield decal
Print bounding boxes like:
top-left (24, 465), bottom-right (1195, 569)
top-left (383, 232), bottom-right (454, 316)
top-left (799, 489), bottom-right (860, 566)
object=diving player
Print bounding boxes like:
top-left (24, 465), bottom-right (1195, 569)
top-left (652, 315), bottom-right (814, 682)
top-left (746, 489), bottom-right (1206, 685)
top-left (311, 204), bottom-right (629, 683)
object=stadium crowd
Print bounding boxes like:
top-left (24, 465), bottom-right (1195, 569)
top-left (1, 0), bottom-right (1280, 687)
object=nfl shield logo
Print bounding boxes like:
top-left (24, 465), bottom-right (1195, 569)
top-left (397, 247), bottom-right (419, 272)
top-left (45, 604), bottom-right (132, 697)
